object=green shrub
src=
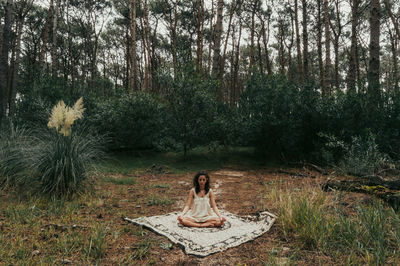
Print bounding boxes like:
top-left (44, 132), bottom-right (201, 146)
top-left (88, 92), bottom-right (166, 151)
top-left (339, 133), bottom-right (388, 176)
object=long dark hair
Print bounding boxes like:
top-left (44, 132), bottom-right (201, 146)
top-left (193, 171), bottom-right (210, 194)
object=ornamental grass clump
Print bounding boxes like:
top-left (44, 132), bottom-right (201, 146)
top-left (0, 125), bottom-right (33, 190)
top-left (33, 97), bottom-right (104, 197)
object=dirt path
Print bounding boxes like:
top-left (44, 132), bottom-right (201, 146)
top-left (103, 166), bottom-right (338, 265)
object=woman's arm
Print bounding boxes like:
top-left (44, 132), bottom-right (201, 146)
top-left (180, 189), bottom-right (194, 216)
top-left (209, 190), bottom-right (223, 220)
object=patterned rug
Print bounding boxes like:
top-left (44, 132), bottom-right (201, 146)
top-left (123, 210), bottom-right (277, 257)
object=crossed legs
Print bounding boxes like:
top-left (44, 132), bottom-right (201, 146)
top-left (178, 216), bottom-right (226, 228)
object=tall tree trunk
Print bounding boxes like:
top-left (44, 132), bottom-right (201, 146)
top-left (347, 0), bottom-right (358, 91)
top-left (142, 0), bottom-right (151, 92)
top-left (212, 0), bottom-right (223, 100)
top-left (248, 2), bottom-right (256, 75)
top-left (317, 0), bottom-right (324, 90)
top-left (0, 24), bottom-right (3, 58)
top-left (367, 0), bottom-right (381, 106)
top-left (388, 28), bottom-right (399, 92)
top-left (129, 0), bottom-right (137, 91)
top-left (39, 0), bottom-right (54, 73)
top-left (0, 0), bottom-right (13, 124)
top-left (162, 0), bottom-right (178, 78)
top-left (323, 0), bottom-right (331, 95)
top-left (257, 32), bottom-right (263, 74)
top-left (51, 0), bottom-right (61, 77)
top-left (383, 0), bottom-right (400, 39)
top-left (207, 0), bottom-right (214, 76)
top-left (230, 25), bottom-right (235, 106)
top-left (278, 20), bottom-right (285, 75)
top-left (196, 0), bottom-right (205, 75)
top-left (220, 0), bottom-right (237, 89)
top-left (8, 18), bottom-right (24, 117)
top-left (331, 0), bottom-right (342, 91)
top-left (301, 0), bottom-right (309, 81)
top-left (261, 17), bottom-right (272, 75)
top-left (232, 20), bottom-right (242, 106)
top-left (294, 0), bottom-right (302, 82)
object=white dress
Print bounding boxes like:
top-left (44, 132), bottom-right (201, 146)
top-left (184, 188), bottom-right (218, 223)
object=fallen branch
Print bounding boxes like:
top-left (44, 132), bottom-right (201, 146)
top-left (322, 179), bottom-right (400, 210)
top-left (287, 162), bottom-right (328, 175)
top-left (278, 169), bottom-right (315, 178)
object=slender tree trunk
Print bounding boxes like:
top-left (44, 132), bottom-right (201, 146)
top-left (220, 0), bottom-right (237, 89)
top-left (233, 20), bottom-right (242, 105)
top-left (278, 20), bottom-right (285, 75)
top-left (323, 0), bottom-right (331, 95)
top-left (0, 0), bottom-right (13, 124)
top-left (196, 0), bottom-right (205, 74)
top-left (384, 0), bottom-right (400, 39)
top-left (8, 18), bottom-right (24, 117)
top-left (294, 0), bottom-right (302, 82)
top-left (212, 0), bottom-right (223, 100)
top-left (347, 0), bottom-right (358, 91)
top-left (129, 0), bottom-right (137, 91)
top-left (367, 0), bottom-right (381, 107)
top-left (331, 0), bottom-right (342, 91)
top-left (142, 0), bottom-right (151, 92)
top-left (388, 28), bottom-right (399, 92)
top-left (261, 19), bottom-right (272, 75)
top-left (248, 2), bottom-right (256, 75)
top-left (317, 0), bottom-right (324, 89)
top-left (207, 0), bottom-right (214, 76)
top-left (39, 0), bottom-right (54, 73)
top-left (230, 24), bottom-right (236, 105)
top-left (257, 32), bottom-right (263, 74)
top-left (51, 0), bottom-right (61, 77)
top-left (0, 24), bottom-right (3, 59)
top-left (301, 0), bottom-right (309, 81)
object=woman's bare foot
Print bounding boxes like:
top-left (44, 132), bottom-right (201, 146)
top-left (200, 222), bottom-right (214, 228)
top-left (177, 215), bottom-right (183, 223)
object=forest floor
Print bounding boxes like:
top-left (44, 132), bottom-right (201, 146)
top-left (0, 149), bottom-right (396, 265)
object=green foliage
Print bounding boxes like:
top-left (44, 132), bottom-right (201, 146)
top-left (103, 176), bottom-right (136, 185)
top-left (164, 65), bottom-right (219, 155)
top-left (339, 133), bottom-right (388, 176)
top-left (85, 225), bottom-right (108, 261)
top-left (146, 194), bottom-right (174, 206)
top-left (239, 74), bottom-right (313, 158)
top-left (88, 92), bottom-right (166, 150)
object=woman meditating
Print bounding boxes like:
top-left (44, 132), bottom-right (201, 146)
top-left (177, 171), bottom-right (226, 227)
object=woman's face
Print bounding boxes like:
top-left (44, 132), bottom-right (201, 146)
top-left (198, 175), bottom-right (207, 188)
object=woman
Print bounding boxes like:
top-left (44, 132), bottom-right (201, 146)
top-left (177, 171), bottom-right (226, 227)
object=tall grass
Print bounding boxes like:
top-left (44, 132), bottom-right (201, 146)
top-left (0, 98), bottom-right (105, 198)
top-left (274, 187), bottom-right (400, 264)
top-left (31, 128), bottom-right (105, 197)
top-left (0, 125), bottom-right (33, 189)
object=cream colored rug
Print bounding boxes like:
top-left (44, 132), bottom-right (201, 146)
top-left (123, 210), bottom-right (277, 257)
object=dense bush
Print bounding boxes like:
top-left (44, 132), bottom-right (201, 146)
top-left (88, 92), bottom-right (166, 151)
top-left (239, 74), bottom-right (320, 158)
top-left (164, 66), bottom-right (221, 155)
